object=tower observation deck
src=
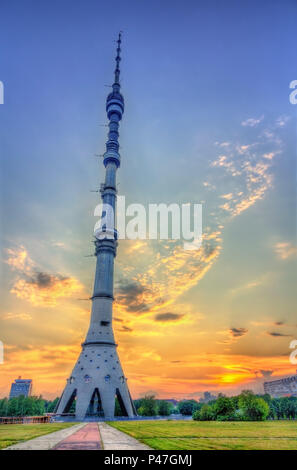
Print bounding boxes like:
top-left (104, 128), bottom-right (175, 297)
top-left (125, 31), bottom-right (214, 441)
top-left (56, 34), bottom-right (137, 420)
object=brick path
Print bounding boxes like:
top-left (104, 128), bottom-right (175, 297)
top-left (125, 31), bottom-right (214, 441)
top-left (53, 423), bottom-right (101, 450)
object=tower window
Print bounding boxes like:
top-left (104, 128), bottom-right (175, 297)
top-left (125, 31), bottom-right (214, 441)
top-left (101, 321), bottom-right (110, 326)
top-left (104, 375), bottom-right (111, 383)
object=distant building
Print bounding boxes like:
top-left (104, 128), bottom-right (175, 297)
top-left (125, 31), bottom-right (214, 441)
top-left (200, 391), bottom-right (217, 403)
top-left (9, 377), bottom-right (32, 399)
top-left (264, 374), bottom-right (297, 397)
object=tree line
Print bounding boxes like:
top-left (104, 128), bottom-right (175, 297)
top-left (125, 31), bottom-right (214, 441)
top-left (193, 392), bottom-right (297, 421)
top-left (1, 392), bottom-right (297, 420)
top-left (0, 396), bottom-right (59, 417)
top-left (135, 392), bottom-right (297, 421)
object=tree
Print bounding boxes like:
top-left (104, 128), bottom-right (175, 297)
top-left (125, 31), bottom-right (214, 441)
top-left (178, 400), bottom-right (198, 416)
top-left (0, 398), bottom-right (8, 417)
top-left (46, 397), bottom-right (59, 413)
top-left (238, 391), bottom-right (269, 421)
top-left (137, 395), bottom-right (158, 416)
top-left (193, 404), bottom-right (214, 421)
top-left (158, 400), bottom-right (173, 416)
top-left (270, 398), bottom-right (283, 419)
top-left (7, 397), bottom-right (19, 416)
top-left (213, 396), bottom-right (236, 420)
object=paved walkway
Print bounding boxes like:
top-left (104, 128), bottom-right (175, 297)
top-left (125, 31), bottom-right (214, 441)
top-left (99, 422), bottom-right (151, 450)
top-left (4, 421), bottom-right (151, 451)
top-left (53, 423), bottom-right (101, 450)
top-left (4, 423), bottom-right (86, 450)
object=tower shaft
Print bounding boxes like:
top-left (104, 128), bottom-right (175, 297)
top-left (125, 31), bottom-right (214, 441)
top-left (56, 34), bottom-right (136, 420)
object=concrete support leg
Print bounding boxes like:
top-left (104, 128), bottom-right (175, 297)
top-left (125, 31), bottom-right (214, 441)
top-left (100, 387), bottom-right (116, 419)
top-left (56, 386), bottom-right (75, 414)
top-left (75, 389), bottom-right (94, 420)
top-left (119, 386), bottom-right (134, 417)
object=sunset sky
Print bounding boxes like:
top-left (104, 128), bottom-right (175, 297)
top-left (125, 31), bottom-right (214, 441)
top-left (0, 0), bottom-right (296, 400)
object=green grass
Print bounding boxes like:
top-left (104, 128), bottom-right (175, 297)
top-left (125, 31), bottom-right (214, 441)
top-left (108, 420), bottom-right (297, 450)
top-left (0, 422), bottom-right (76, 450)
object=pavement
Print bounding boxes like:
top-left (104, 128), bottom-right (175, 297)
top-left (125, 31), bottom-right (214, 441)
top-left (4, 423), bottom-right (86, 450)
top-left (54, 423), bottom-right (101, 450)
top-left (98, 422), bottom-right (151, 450)
top-left (4, 422), bottom-right (151, 451)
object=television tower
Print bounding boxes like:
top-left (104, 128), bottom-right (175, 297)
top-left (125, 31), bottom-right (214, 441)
top-left (56, 33), bottom-right (137, 420)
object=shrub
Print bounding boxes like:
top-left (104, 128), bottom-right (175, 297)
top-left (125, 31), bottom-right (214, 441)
top-left (238, 391), bottom-right (269, 421)
top-left (193, 404), bottom-right (214, 421)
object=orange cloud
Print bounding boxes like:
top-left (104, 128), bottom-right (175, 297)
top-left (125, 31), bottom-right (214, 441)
top-left (5, 247), bottom-right (84, 306)
top-left (5, 247), bottom-right (33, 273)
top-left (2, 312), bottom-right (32, 321)
top-left (11, 275), bottom-right (83, 306)
top-left (115, 230), bottom-right (222, 319)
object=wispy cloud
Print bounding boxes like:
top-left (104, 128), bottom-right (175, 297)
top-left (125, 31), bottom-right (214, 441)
top-left (115, 229), bottom-right (222, 319)
top-left (5, 247), bottom-right (83, 306)
top-left (2, 312), bottom-right (32, 321)
top-left (230, 274), bottom-right (269, 296)
top-left (241, 115), bottom-right (264, 127)
top-left (267, 331), bottom-right (291, 338)
top-left (5, 247), bottom-right (34, 273)
top-left (209, 122), bottom-right (282, 218)
top-left (115, 117), bottom-right (284, 324)
top-left (275, 115), bottom-right (290, 127)
top-left (274, 242), bottom-right (297, 260)
top-left (216, 327), bottom-right (248, 345)
top-left (230, 327), bottom-right (248, 338)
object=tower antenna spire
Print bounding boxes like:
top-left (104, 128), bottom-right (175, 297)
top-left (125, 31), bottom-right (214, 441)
top-left (114, 31), bottom-right (122, 85)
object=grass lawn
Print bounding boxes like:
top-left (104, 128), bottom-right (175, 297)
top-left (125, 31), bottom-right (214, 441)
top-left (109, 420), bottom-right (297, 450)
top-left (0, 422), bottom-right (76, 450)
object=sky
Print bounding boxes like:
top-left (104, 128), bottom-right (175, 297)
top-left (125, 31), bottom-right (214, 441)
top-left (0, 0), bottom-right (296, 400)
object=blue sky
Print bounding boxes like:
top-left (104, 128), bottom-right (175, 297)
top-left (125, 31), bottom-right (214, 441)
top-left (0, 0), bottom-right (296, 398)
